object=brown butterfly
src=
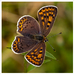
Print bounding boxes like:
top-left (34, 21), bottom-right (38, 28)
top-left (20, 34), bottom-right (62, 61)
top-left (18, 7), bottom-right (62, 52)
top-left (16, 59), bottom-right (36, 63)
top-left (12, 5), bottom-right (57, 67)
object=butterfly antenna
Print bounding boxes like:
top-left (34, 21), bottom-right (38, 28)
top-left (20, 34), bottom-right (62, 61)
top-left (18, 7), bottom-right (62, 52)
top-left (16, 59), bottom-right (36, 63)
top-left (47, 41), bottom-right (56, 52)
top-left (46, 32), bottom-right (62, 52)
top-left (47, 32), bottom-right (62, 38)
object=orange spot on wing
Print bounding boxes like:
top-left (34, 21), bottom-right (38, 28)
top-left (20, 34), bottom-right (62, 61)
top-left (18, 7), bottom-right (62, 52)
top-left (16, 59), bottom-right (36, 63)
top-left (40, 47), bottom-right (43, 49)
top-left (45, 18), bottom-right (46, 22)
top-left (41, 17), bottom-right (44, 20)
top-left (49, 16), bottom-right (53, 22)
top-left (35, 51), bottom-right (38, 55)
top-left (42, 9), bottom-right (45, 12)
top-left (49, 12), bottom-right (54, 15)
top-left (38, 54), bottom-right (42, 58)
top-left (18, 38), bottom-right (20, 42)
top-left (40, 50), bottom-right (42, 52)
top-left (47, 23), bottom-right (50, 25)
top-left (52, 8), bottom-right (54, 11)
top-left (15, 48), bottom-right (19, 52)
top-left (47, 13), bottom-right (49, 16)
top-left (41, 58), bottom-right (42, 60)
top-left (32, 55), bottom-right (34, 57)
top-left (23, 18), bottom-right (27, 22)
top-left (38, 59), bottom-right (40, 61)
top-left (35, 61), bottom-right (39, 65)
top-left (34, 49), bottom-right (37, 52)
top-left (19, 28), bottom-right (23, 31)
top-left (39, 12), bottom-right (43, 15)
top-left (28, 58), bottom-right (32, 61)
top-left (34, 57), bottom-right (36, 59)
top-left (42, 22), bottom-right (44, 26)
top-left (19, 24), bottom-right (22, 28)
top-left (52, 12), bottom-right (53, 15)
top-left (19, 20), bottom-right (23, 25)
top-left (36, 62), bottom-right (39, 65)
top-left (45, 8), bottom-right (48, 11)
top-left (31, 52), bottom-right (34, 55)
top-left (26, 55), bottom-right (30, 58)
top-left (36, 59), bottom-right (38, 61)
top-left (49, 12), bottom-right (51, 14)
top-left (19, 22), bottom-right (22, 25)
top-left (14, 41), bottom-right (18, 44)
top-left (44, 14), bottom-right (46, 16)
top-left (53, 14), bottom-right (55, 17)
top-left (21, 19), bottom-right (23, 24)
top-left (46, 27), bottom-right (48, 30)
top-left (48, 8), bottom-right (51, 11)
top-left (19, 18), bottom-right (27, 25)
top-left (13, 45), bottom-right (17, 48)
top-left (13, 44), bottom-right (16, 46)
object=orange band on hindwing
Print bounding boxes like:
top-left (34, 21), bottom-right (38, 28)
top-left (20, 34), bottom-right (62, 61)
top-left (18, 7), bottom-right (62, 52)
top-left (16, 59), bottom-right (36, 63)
top-left (13, 37), bottom-right (20, 52)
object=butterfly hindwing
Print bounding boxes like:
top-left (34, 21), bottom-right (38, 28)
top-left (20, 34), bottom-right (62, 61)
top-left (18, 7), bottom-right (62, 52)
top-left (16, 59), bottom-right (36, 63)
top-left (17, 15), bottom-right (41, 36)
top-left (25, 42), bottom-right (45, 67)
top-left (12, 36), bottom-right (38, 53)
top-left (38, 6), bottom-right (57, 36)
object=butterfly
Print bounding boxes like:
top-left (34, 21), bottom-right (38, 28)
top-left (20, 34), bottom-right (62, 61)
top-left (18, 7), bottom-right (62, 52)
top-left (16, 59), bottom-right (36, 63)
top-left (12, 5), bottom-right (57, 67)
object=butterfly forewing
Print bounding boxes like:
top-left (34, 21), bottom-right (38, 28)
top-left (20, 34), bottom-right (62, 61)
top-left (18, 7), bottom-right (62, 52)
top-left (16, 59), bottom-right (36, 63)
top-left (12, 36), bottom-right (38, 53)
top-left (25, 42), bottom-right (45, 67)
top-left (17, 15), bottom-right (41, 36)
top-left (38, 6), bottom-right (57, 36)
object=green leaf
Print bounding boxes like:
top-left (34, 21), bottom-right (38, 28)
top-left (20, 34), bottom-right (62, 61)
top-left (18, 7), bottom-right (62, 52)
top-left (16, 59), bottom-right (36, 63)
top-left (21, 52), bottom-right (28, 56)
top-left (6, 47), bottom-right (11, 49)
top-left (27, 64), bottom-right (36, 72)
top-left (45, 50), bottom-right (56, 60)
top-left (43, 59), bottom-right (51, 64)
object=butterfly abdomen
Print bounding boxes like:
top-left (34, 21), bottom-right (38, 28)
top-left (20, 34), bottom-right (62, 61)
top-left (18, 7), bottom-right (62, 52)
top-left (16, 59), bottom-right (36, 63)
top-left (35, 36), bottom-right (44, 41)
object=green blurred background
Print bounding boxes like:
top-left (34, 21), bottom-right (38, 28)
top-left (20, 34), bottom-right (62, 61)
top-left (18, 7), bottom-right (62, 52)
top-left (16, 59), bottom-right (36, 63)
top-left (2, 2), bottom-right (73, 73)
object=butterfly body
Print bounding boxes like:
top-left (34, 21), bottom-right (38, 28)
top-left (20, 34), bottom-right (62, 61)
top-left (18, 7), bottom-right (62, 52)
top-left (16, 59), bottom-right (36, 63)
top-left (12, 5), bottom-right (57, 67)
top-left (27, 34), bottom-right (46, 42)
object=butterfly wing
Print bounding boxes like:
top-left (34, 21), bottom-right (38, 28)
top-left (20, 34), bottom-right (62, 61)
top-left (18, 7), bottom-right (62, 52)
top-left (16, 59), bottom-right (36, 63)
top-left (25, 42), bottom-right (45, 67)
top-left (38, 6), bottom-right (57, 36)
top-left (12, 15), bottom-right (41, 53)
top-left (17, 15), bottom-right (41, 36)
top-left (12, 36), bottom-right (38, 54)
